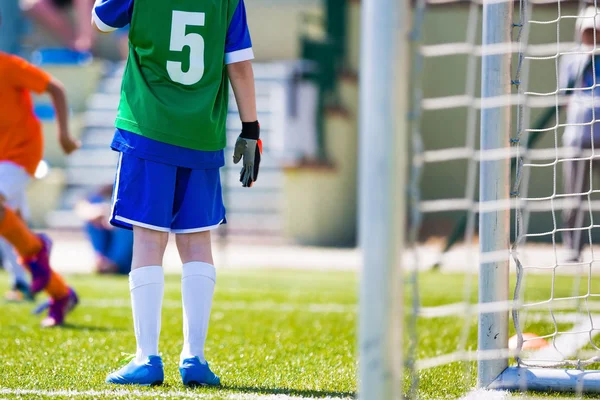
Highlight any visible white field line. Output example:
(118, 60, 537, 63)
(80, 299, 600, 318)
(0, 388, 352, 400)
(418, 300, 600, 319)
(81, 299, 355, 314)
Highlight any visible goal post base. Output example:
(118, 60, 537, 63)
(488, 367, 600, 393)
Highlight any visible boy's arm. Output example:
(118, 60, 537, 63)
(73, 0, 94, 50)
(225, 0, 255, 121)
(226, 0, 261, 187)
(5, 55, 79, 155)
(230, 61, 261, 187)
(92, 0, 132, 33)
(228, 61, 257, 122)
(46, 78, 80, 155)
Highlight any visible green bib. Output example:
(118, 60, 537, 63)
(116, 0, 239, 150)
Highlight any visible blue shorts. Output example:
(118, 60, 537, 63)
(110, 153, 226, 233)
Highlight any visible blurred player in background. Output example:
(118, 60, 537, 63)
(20, 0, 95, 52)
(1, 233, 31, 301)
(93, 0, 261, 386)
(0, 28, 81, 325)
(76, 184, 133, 275)
(561, 6, 600, 262)
(0, 0, 33, 304)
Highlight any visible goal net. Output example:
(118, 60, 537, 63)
(405, 0, 600, 396)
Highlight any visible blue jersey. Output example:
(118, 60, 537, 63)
(93, 0, 253, 168)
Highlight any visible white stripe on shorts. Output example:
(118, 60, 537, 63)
(171, 219, 224, 234)
(109, 153, 123, 223)
(113, 215, 171, 232)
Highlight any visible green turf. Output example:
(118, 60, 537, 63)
(1, 269, 599, 399)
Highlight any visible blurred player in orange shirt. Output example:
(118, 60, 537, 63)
(0, 35, 81, 326)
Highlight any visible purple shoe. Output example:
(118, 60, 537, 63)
(40, 288, 79, 327)
(23, 234, 52, 294)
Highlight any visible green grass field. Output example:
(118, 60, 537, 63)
(1, 268, 599, 399)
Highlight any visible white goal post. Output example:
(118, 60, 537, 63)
(358, 0, 600, 396)
(357, 0, 405, 397)
(480, 0, 600, 393)
(477, 0, 512, 390)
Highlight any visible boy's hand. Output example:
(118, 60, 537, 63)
(233, 121, 262, 188)
(47, 78, 79, 154)
(59, 133, 81, 155)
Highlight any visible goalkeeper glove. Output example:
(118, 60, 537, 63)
(233, 121, 263, 188)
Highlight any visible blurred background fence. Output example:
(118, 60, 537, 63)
(0, 0, 584, 249)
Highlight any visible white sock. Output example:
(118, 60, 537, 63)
(181, 262, 216, 363)
(129, 265, 164, 363)
(0, 239, 28, 285)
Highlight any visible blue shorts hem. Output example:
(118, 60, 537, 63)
(110, 215, 227, 233)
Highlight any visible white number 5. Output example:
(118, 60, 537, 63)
(167, 11, 205, 85)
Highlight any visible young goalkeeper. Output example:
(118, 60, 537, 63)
(0, 48, 80, 326)
(93, 0, 261, 386)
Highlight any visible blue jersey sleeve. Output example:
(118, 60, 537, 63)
(225, 0, 254, 64)
(92, 0, 133, 32)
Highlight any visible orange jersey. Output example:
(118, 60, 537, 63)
(0, 52, 50, 176)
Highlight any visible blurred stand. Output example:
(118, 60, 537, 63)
(0, 0, 26, 54)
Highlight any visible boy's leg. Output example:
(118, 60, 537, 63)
(0, 237, 28, 284)
(107, 153, 177, 386)
(0, 200, 77, 323)
(0, 203, 69, 296)
(106, 226, 166, 386)
(172, 167, 224, 386)
(130, 226, 167, 362)
(0, 197, 42, 257)
(0, 238, 31, 301)
(0, 178, 30, 294)
(177, 231, 214, 363)
(0, 165, 43, 279)
(562, 156, 589, 260)
(0, 162, 75, 323)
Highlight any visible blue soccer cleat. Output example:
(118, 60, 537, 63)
(106, 356, 164, 386)
(179, 357, 221, 387)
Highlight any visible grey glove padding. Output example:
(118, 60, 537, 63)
(233, 137, 262, 187)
